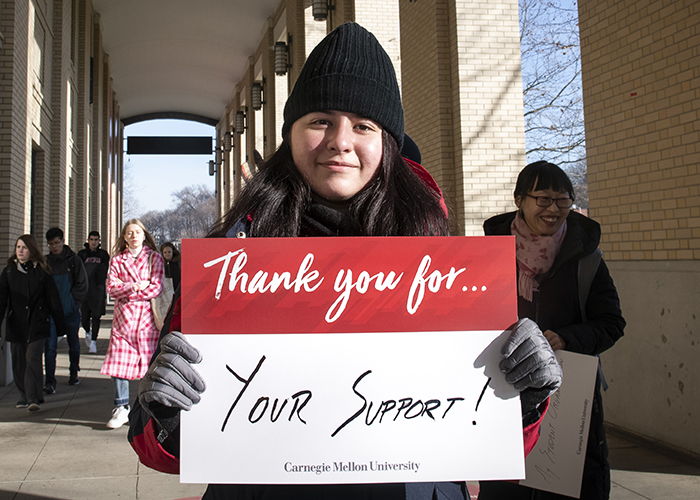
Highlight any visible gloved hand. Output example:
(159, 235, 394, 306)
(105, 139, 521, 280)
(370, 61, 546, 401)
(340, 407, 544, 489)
(500, 318, 562, 418)
(139, 331, 206, 412)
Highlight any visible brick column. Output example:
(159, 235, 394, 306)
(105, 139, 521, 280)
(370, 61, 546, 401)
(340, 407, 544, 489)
(400, 0, 525, 235)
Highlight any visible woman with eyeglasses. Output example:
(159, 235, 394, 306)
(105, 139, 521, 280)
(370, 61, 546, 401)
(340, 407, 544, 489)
(479, 161, 626, 500)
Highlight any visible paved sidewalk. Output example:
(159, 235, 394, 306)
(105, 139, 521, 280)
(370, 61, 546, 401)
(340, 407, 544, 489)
(1, 309, 698, 499)
(468, 432, 700, 499)
(0, 309, 206, 500)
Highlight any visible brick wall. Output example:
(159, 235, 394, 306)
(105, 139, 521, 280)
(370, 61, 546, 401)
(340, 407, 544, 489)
(0, 1, 28, 256)
(579, 0, 700, 260)
(399, 0, 457, 225)
(0, 0, 119, 257)
(355, 0, 401, 91)
(400, 0, 525, 235)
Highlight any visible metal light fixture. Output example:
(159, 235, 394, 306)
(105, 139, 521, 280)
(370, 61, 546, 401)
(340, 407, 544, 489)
(274, 41, 289, 75)
(236, 110, 246, 134)
(223, 130, 233, 152)
(312, 0, 328, 21)
(215, 147, 222, 166)
(251, 82, 263, 111)
(312, 0, 334, 22)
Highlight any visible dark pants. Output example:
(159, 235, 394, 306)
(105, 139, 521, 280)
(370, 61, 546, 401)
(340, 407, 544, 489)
(81, 301, 103, 341)
(11, 338, 45, 405)
(44, 310, 81, 385)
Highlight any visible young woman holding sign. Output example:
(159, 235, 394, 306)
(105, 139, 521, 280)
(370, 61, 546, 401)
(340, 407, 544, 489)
(129, 22, 563, 500)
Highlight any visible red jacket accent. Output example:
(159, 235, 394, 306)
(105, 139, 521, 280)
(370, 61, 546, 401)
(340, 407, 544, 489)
(523, 398, 549, 457)
(131, 418, 180, 474)
(404, 158, 449, 217)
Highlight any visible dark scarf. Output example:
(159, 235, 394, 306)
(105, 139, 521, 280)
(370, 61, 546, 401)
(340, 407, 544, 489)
(300, 203, 360, 237)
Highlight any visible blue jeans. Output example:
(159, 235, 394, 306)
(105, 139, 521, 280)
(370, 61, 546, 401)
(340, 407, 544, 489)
(45, 309, 81, 385)
(113, 377, 130, 406)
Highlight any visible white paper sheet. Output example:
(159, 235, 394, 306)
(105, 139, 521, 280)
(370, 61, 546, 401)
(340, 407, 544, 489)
(180, 330, 525, 484)
(520, 351, 599, 498)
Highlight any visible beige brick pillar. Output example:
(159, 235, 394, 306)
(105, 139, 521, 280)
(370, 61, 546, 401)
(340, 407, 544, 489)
(400, 0, 525, 235)
(0, 0, 31, 256)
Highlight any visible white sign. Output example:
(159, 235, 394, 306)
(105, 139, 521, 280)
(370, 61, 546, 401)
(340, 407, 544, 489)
(180, 330, 525, 484)
(520, 351, 599, 498)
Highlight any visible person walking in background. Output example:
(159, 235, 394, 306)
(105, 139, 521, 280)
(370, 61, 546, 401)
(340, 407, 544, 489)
(101, 219, 163, 429)
(44, 228, 88, 392)
(77, 231, 110, 354)
(159, 242, 180, 291)
(479, 161, 626, 500)
(0, 235, 66, 412)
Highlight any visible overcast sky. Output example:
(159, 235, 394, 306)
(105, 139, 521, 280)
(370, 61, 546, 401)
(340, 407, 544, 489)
(123, 119, 215, 216)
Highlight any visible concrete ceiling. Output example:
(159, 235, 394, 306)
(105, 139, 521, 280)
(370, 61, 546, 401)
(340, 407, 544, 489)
(91, 0, 280, 126)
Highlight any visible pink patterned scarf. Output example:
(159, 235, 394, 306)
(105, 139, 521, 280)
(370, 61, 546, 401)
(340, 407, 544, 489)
(511, 211, 567, 301)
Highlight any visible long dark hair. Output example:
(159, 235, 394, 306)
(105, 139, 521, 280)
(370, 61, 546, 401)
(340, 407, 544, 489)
(160, 242, 181, 262)
(8, 235, 51, 273)
(208, 130, 449, 238)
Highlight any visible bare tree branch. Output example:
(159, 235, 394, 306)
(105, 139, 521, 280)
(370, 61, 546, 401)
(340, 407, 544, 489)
(520, 0, 587, 207)
(138, 185, 216, 245)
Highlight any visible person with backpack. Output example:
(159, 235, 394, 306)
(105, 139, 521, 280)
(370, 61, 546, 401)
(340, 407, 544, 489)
(480, 161, 626, 500)
(77, 231, 111, 354)
(44, 227, 88, 391)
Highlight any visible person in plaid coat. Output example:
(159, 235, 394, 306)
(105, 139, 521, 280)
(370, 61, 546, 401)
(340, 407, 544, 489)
(101, 219, 164, 429)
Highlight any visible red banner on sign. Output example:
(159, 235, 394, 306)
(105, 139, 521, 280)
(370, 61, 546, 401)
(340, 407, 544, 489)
(181, 236, 516, 334)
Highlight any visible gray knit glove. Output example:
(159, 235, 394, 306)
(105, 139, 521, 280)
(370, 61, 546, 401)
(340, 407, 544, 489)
(139, 331, 206, 411)
(500, 318, 562, 417)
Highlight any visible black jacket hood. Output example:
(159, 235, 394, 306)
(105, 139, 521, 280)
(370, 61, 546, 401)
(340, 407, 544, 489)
(47, 244, 77, 262)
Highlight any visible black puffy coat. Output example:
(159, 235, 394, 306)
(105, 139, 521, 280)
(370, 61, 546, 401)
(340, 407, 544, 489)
(480, 210, 626, 500)
(483, 211, 625, 355)
(78, 244, 111, 313)
(0, 261, 67, 343)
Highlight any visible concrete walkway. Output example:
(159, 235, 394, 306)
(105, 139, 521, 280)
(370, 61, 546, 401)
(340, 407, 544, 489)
(0, 309, 698, 499)
(0, 308, 206, 500)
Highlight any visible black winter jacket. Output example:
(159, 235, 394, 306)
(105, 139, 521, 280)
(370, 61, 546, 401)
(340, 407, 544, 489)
(0, 261, 67, 343)
(483, 211, 625, 355)
(77, 244, 110, 312)
(46, 245, 89, 316)
(163, 259, 181, 291)
(480, 210, 625, 500)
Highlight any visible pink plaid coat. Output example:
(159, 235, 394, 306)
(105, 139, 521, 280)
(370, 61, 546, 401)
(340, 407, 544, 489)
(101, 247, 164, 380)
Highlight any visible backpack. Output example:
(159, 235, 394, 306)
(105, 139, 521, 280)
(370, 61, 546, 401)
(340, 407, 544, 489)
(577, 248, 608, 390)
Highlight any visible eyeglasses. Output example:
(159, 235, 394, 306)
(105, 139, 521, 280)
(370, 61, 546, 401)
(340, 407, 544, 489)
(526, 194, 573, 209)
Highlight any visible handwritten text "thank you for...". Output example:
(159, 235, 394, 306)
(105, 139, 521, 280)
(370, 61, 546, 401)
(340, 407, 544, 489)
(203, 248, 473, 323)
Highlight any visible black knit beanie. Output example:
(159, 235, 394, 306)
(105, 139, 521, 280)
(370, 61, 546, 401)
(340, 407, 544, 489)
(282, 22, 404, 150)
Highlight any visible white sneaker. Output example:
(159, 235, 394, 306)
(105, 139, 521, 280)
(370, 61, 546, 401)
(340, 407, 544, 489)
(85, 330, 92, 347)
(106, 405, 130, 429)
(89, 340, 97, 354)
